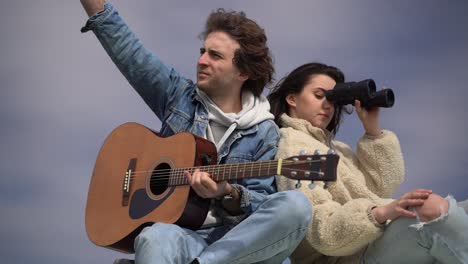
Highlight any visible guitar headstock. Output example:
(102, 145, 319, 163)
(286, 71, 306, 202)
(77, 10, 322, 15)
(279, 154, 339, 182)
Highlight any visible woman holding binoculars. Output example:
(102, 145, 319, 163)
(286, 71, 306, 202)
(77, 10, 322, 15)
(268, 62, 468, 263)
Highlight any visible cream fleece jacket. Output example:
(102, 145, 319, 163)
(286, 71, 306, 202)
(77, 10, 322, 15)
(275, 114, 405, 264)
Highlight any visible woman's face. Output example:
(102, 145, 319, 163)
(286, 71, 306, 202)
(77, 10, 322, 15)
(286, 74, 336, 130)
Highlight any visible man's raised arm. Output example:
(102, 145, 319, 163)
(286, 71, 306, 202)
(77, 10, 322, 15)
(80, 0, 105, 17)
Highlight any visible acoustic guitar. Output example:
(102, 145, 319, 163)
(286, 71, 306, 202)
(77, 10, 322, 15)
(85, 122, 339, 253)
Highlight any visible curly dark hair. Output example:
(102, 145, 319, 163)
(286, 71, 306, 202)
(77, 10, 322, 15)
(200, 9, 274, 97)
(268, 62, 350, 136)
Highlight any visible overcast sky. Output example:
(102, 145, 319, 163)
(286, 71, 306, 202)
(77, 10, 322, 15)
(1, 0, 467, 263)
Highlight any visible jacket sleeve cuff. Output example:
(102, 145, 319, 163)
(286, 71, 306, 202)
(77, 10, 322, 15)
(213, 184, 252, 226)
(80, 2, 114, 33)
(231, 184, 252, 212)
(362, 129, 388, 140)
(220, 183, 265, 214)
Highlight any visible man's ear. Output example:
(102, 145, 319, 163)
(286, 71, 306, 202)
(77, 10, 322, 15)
(286, 94, 297, 107)
(238, 72, 249, 82)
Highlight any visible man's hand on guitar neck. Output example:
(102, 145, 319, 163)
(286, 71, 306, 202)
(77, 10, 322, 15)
(185, 169, 242, 215)
(185, 169, 229, 198)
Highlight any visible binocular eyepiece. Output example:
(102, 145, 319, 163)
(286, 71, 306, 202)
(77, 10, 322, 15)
(325, 79, 394, 109)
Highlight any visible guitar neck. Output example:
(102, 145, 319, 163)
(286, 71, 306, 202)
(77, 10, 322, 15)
(168, 160, 280, 186)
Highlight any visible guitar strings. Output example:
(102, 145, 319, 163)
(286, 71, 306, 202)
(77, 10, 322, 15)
(141, 159, 326, 182)
(146, 167, 327, 187)
(124, 159, 330, 186)
(133, 159, 322, 180)
(128, 159, 325, 176)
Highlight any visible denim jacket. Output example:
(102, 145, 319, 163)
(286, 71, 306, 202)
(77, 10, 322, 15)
(81, 3, 280, 218)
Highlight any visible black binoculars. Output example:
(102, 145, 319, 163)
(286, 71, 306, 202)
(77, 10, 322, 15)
(325, 79, 394, 109)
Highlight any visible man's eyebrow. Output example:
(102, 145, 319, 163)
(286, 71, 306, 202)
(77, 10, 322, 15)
(207, 48, 224, 58)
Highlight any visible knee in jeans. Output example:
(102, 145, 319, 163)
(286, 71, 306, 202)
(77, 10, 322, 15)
(415, 193, 449, 222)
(135, 223, 183, 248)
(277, 191, 312, 226)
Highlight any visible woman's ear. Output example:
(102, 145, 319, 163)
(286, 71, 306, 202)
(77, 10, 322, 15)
(286, 94, 297, 108)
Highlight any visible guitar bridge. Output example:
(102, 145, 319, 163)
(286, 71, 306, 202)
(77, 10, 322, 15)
(122, 158, 137, 206)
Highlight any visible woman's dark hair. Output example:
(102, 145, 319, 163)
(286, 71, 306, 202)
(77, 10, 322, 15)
(268, 62, 349, 135)
(200, 9, 274, 97)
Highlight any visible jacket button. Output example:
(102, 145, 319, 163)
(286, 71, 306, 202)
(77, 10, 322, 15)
(200, 115, 206, 120)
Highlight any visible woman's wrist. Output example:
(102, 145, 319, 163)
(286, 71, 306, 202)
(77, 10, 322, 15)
(371, 206, 387, 225)
(365, 127, 382, 137)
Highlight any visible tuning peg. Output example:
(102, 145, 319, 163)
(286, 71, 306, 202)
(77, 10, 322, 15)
(308, 182, 316, 190)
(295, 180, 302, 189)
(299, 149, 307, 155)
(327, 148, 336, 154)
(323, 182, 329, 189)
(313, 149, 321, 155)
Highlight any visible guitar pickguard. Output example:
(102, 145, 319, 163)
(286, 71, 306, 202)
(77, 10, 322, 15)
(129, 187, 175, 219)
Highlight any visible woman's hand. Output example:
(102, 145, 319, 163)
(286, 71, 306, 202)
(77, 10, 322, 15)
(372, 189, 433, 223)
(414, 193, 449, 222)
(355, 100, 381, 136)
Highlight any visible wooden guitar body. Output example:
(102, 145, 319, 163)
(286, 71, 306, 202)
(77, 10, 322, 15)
(85, 122, 216, 253)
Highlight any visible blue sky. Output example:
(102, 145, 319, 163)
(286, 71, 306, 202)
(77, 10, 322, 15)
(1, 0, 467, 263)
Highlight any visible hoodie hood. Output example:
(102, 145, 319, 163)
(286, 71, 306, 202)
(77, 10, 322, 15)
(196, 88, 274, 151)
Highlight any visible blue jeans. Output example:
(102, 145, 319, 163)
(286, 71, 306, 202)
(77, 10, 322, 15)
(134, 191, 311, 264)
(362, 197, 468, 264)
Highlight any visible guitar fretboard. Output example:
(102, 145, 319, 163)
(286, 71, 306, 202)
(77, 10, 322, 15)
(167, 160, 280, 186)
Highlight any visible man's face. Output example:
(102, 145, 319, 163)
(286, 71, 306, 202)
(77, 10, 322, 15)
(196, 31, 246, 96)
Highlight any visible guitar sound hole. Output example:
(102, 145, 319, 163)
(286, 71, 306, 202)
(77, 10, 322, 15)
(150, 163, 171, 195)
